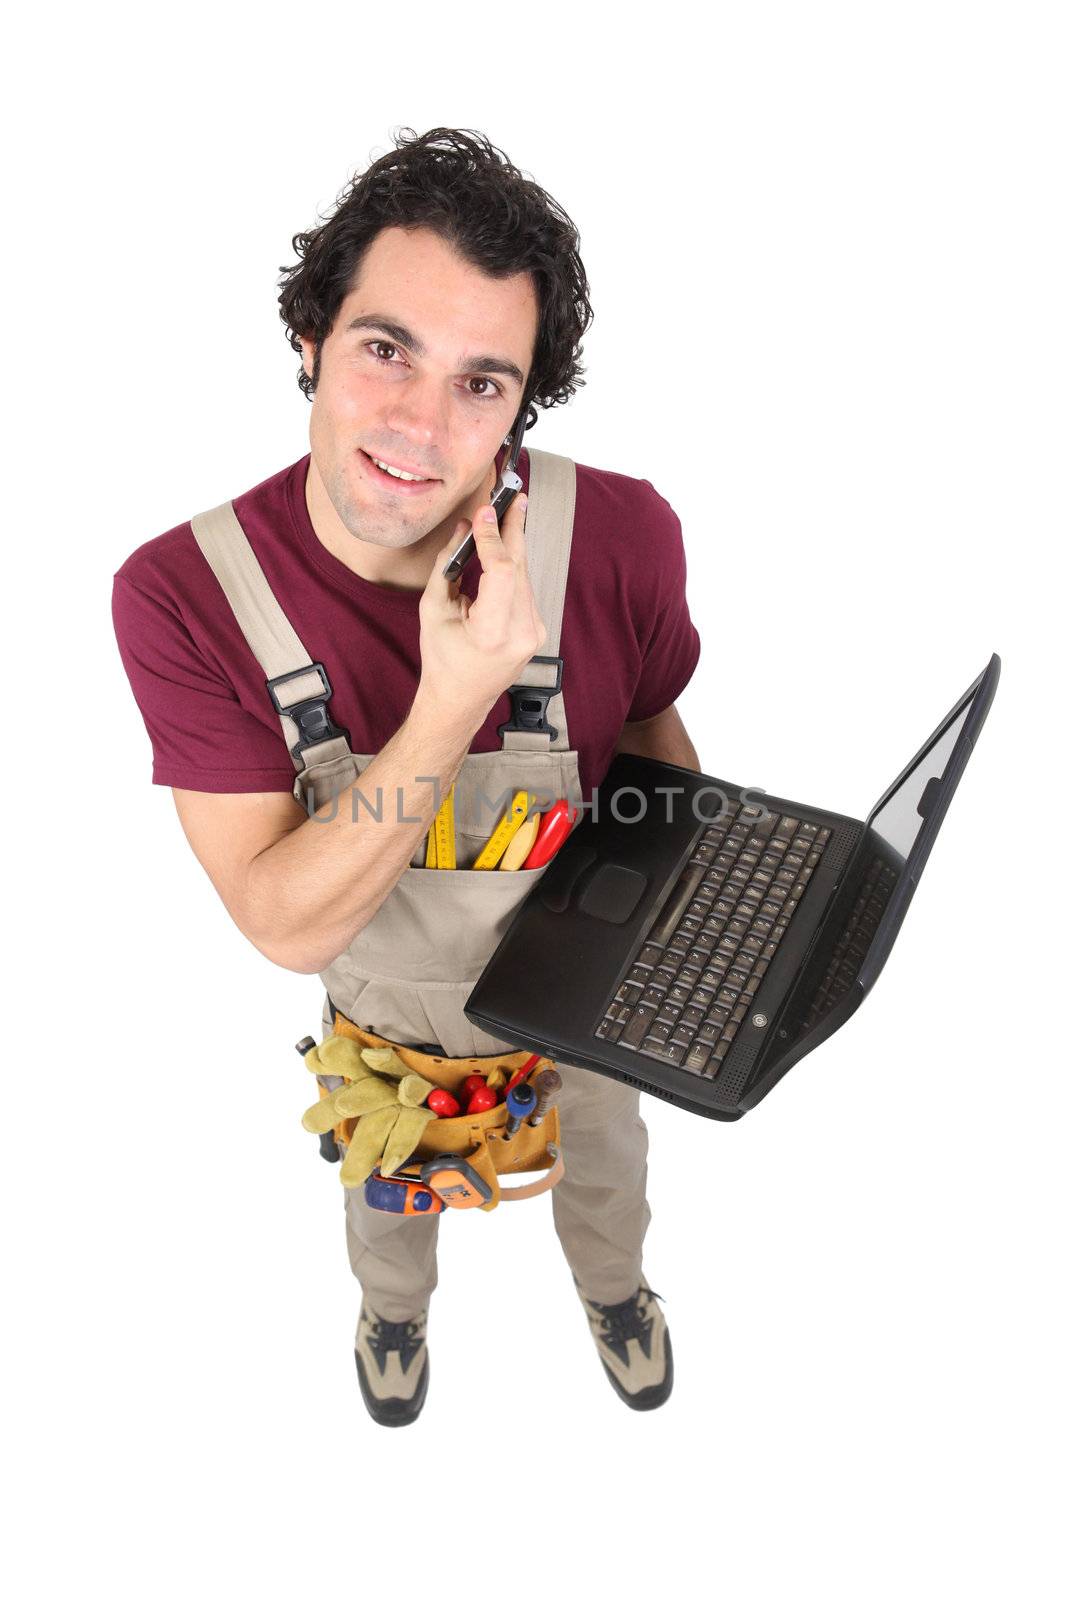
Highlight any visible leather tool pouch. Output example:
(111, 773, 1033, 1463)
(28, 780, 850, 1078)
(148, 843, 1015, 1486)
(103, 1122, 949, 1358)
(315, 1009, 564, 1214)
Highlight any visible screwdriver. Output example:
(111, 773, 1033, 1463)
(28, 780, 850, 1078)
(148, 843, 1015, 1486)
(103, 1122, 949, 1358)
(503, 1079, 537, 1139)
(527, 1068, 562, 1128)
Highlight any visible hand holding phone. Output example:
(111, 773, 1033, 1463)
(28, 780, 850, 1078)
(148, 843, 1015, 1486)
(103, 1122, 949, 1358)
(418, 427, 545, 730)
(442, 403, 532, 582)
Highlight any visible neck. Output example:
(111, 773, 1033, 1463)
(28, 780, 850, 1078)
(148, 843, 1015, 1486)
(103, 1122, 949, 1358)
(305, 451, 503, 593)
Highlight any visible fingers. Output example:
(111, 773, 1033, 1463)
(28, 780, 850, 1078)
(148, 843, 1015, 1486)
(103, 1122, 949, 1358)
(495, 491, 531, 566)
(465, 493, 542, 650)
(422, 519, 472, 614)
(423, 491, 529, 619)
(467, 501, 509, 565)
(471, 491, 530, 562)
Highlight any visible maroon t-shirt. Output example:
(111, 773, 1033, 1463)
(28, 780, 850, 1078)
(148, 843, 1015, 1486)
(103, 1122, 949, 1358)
(112, 449, 701, 804)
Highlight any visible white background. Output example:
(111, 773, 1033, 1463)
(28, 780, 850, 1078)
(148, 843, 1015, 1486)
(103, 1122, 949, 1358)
(4, 3, 1063, 1596)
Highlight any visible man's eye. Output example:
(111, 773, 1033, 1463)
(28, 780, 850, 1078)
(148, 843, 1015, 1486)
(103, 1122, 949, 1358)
(369, 340, 402, 364)
(466, 376, 502, 399)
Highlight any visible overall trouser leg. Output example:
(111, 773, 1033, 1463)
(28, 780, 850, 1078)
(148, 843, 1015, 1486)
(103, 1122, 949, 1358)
(342, 1061, 648, 1317)
(343, 1188, 441, 1324)
(549, 1063, 652, 1304)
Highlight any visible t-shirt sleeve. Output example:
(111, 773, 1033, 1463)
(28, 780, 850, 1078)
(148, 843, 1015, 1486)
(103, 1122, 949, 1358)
(111, 572, 296, 793)
(623, 481, 702, 723)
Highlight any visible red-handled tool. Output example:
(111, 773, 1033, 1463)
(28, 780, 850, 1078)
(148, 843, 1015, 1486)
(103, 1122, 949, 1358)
(427, 1088, 461, 1118)
(466, 1085, 498, 1114)
(522, 799, 580, 869)
(507, 1053, 541, 1090)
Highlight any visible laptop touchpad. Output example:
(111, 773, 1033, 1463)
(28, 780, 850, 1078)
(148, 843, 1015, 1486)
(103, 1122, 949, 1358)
(577, 862, 648, 924)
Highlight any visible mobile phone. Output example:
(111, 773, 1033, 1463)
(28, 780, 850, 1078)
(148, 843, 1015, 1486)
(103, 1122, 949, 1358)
(442, 403, 532, 583)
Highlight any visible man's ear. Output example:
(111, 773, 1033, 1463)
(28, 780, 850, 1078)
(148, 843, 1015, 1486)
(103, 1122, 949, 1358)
(300, 336, 317, 385)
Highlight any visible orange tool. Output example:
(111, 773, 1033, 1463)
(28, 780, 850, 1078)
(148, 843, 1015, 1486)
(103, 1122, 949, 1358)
(364, 1170, 444, 1215)
(420, 1156, 494, 1209)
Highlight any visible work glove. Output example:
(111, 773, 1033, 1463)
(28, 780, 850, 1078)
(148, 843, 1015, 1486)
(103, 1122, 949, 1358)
(300, 1037, 436, 1188)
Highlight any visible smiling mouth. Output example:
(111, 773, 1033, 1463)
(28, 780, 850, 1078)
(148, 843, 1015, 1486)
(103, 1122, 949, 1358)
(359, 449, 441, 487)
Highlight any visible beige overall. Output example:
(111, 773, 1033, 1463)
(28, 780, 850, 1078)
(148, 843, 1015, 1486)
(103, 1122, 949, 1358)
(191, 449, 651, 1321)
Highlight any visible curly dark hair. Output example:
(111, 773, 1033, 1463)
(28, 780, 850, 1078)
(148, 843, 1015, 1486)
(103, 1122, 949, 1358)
(277, 127, 593, 421)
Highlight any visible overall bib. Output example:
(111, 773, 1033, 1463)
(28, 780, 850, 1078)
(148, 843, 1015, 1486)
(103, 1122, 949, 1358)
(191, 449, 652, 1321)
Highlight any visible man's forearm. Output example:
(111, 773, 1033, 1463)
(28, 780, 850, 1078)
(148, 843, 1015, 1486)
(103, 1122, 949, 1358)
(244, 686, 492, 972)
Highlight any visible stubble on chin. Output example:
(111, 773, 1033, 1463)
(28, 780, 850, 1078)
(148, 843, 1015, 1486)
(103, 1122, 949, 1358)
(323, 461, 433, 549)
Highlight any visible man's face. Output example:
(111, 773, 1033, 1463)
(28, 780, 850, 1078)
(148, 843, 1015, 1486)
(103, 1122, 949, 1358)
(301, 225, 539, 548)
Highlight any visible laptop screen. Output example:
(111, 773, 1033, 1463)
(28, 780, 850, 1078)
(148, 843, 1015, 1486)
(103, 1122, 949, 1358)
(854, 658, 998, 996)
(867, 698, 974, 865)
(792, 659, 997, 1040)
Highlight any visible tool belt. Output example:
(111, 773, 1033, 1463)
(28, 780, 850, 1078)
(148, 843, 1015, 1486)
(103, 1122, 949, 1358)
(300, 1009, 564, 1215)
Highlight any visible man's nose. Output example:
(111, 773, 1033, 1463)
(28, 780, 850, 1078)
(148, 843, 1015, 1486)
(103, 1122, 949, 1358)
(384, 375, 448, 454)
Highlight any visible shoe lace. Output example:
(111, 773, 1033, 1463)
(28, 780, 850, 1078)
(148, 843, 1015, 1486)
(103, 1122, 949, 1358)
(370, 1317, 424, 1359)
(595, 1285, 664, 1343)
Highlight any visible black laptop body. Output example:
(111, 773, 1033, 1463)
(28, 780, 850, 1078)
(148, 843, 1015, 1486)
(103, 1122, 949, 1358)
(465, 655, 1000, 1122)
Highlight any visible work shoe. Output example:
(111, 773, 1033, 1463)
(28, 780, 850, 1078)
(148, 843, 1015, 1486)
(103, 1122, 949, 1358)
(354, 1301, 429, 1427)
(574, 1273, 673, 1411)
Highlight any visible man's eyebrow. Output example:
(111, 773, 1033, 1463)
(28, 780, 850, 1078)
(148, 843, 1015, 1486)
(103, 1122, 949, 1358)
(345, 314, 525, 389)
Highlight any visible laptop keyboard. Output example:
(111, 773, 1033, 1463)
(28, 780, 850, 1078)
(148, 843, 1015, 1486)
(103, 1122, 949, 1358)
(802, 856, 899, 1027)
(594, 801, 831, 1077)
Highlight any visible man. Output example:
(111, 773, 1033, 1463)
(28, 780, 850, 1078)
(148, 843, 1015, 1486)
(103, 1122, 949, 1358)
(113, 127, 703, 1425)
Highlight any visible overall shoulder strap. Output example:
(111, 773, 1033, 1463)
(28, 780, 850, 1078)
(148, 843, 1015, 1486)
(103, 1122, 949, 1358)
(189, 501, 354, 782)
(501, 447, 577, 753)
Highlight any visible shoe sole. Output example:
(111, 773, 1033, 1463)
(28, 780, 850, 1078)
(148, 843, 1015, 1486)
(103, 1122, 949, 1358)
(354, 1349, 429, 1427)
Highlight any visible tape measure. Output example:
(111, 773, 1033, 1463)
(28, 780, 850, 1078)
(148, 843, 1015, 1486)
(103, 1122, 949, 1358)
(473, 789, 532, 869)
(429, 783, 456, 869)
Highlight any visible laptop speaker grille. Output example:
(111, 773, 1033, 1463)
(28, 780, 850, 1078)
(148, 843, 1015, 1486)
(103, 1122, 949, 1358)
(607, 1068, 682, 1106)
(824, 820, 862, 875)
(717, 1037, 762, 1098)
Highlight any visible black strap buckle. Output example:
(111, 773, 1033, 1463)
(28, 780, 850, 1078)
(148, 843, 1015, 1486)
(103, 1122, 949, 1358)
(266, 662, 348, 760)
(497, 655, 564, 741)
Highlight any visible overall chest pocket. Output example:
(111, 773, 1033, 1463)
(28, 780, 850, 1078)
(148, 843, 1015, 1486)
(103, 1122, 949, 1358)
(443, 746, 583, 869)
(295, 746, 582, 865)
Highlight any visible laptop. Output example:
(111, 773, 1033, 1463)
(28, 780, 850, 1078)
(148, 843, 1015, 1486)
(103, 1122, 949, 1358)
(465, 655, 1000, 1121)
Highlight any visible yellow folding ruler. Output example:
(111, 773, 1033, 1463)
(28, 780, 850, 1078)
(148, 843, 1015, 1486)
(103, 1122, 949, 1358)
(473, 789, 532, 869)
(426, 783, 456, 869)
